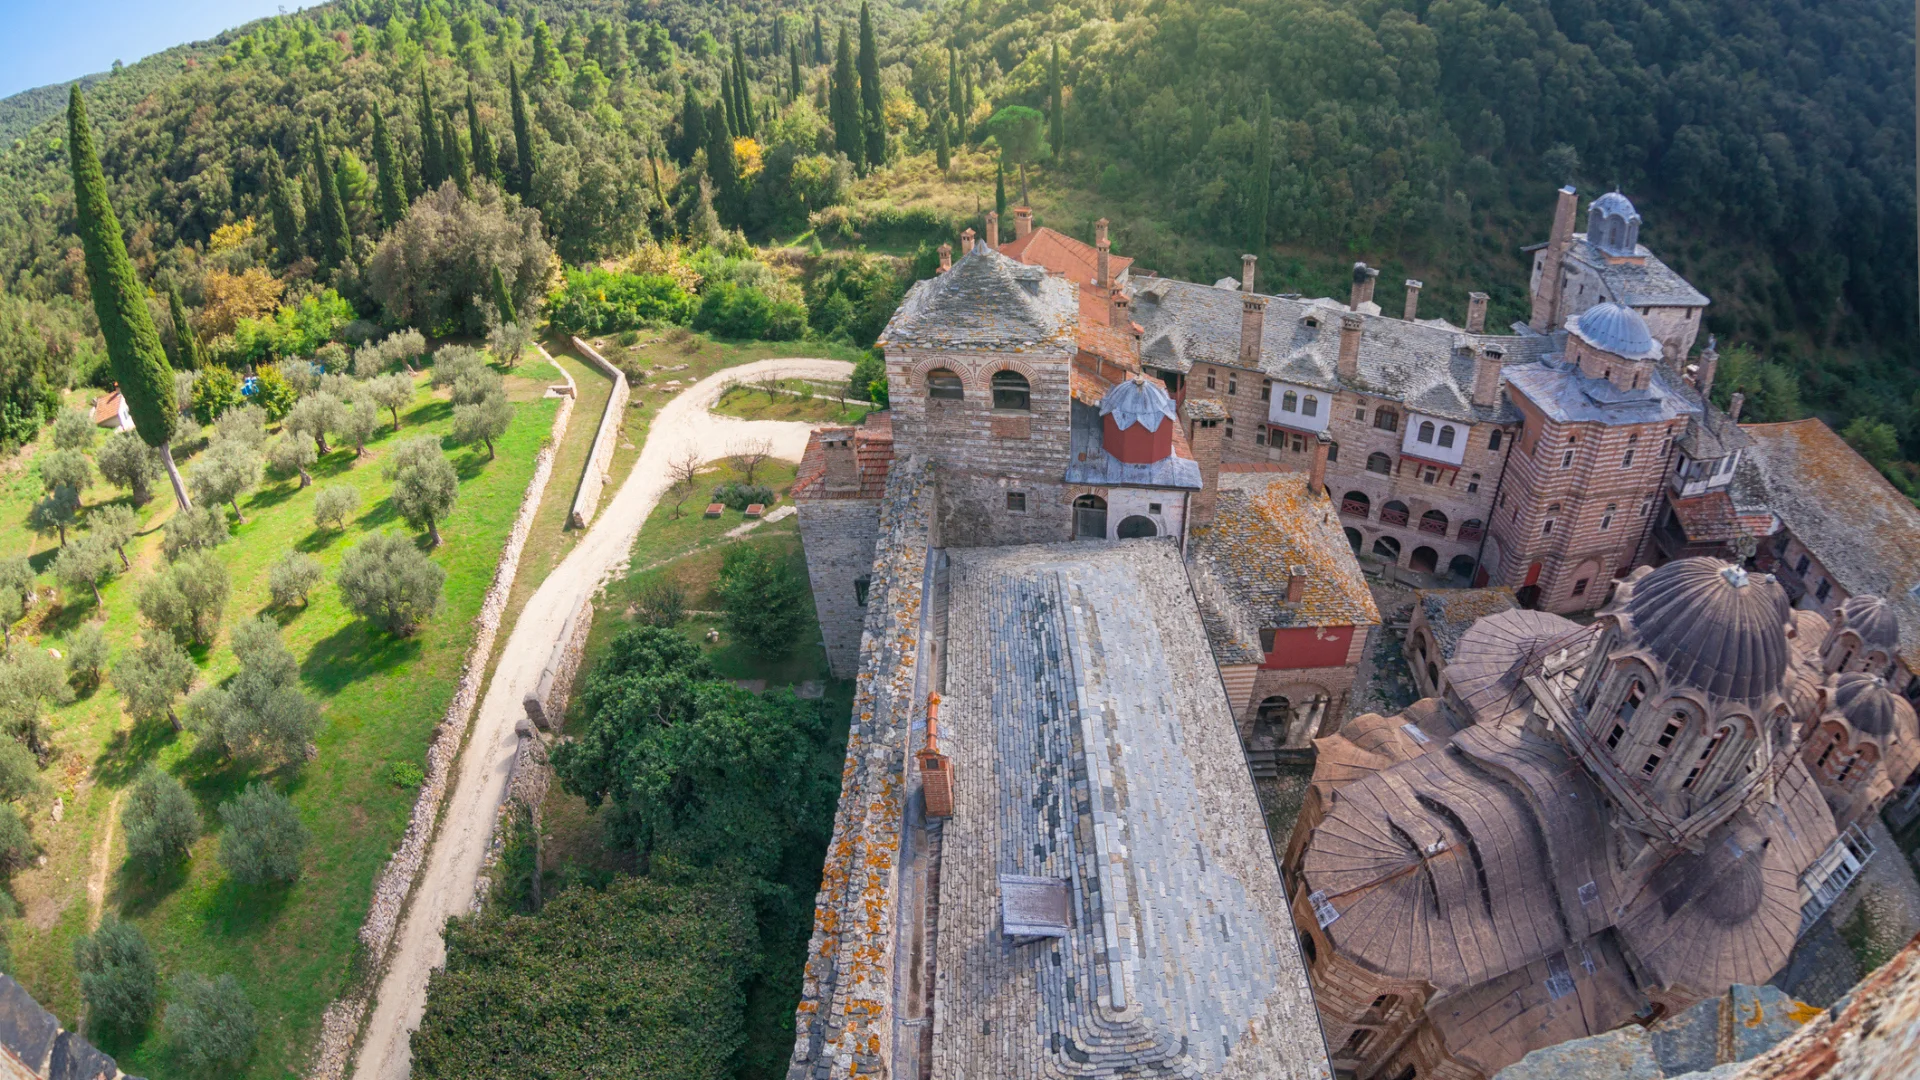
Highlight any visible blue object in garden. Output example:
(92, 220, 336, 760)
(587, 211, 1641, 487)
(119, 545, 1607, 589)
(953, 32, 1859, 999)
(241, 376, 259, 396)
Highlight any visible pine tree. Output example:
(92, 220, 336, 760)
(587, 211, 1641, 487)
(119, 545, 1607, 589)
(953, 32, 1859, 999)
(509, 62, 536, 198)
(995, 156, 1008, 220)
(705, 99, 739, 224)
(490, 265, 516, 325)
(857, 2, 886, 169)
(466, 87, 497, 183)
(371, 112, 406, 228)
(679, 85, 705, 165)
(167, 286, 202, 371)
(813, 13, 826, 63)
(443, 115, 471, 196)
(831, 26, 862, 168)
(1249, 91, 1272, 254)
(419, 76, 446, 191)
(309, 124, 352, 270)
(1049, 40, 1065, 159)
(66, 87, 188, 511)
(530, 21, 561, 85)
(936, 111, 951, 173)
(263, 148, 302, 260)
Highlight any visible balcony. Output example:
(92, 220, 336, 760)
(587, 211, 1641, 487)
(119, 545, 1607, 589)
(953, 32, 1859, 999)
(1380, 507, 1409, 527)
(1458, 525, 1484, 543)
(1418, 517, 1448, 536)
(1340, 499, 1370, 518)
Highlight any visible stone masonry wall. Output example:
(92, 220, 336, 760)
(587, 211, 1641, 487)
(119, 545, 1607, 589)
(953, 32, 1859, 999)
(788, 457, 935, 1080)
(797, 498, 883, 679)
(567, 336, 631, 529)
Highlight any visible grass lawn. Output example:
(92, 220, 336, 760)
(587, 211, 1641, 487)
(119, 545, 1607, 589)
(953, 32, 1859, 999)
(0, 357, 560, 1079)
(710, 381, 871, 426)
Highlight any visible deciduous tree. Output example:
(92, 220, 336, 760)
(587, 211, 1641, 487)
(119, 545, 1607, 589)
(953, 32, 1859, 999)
(164, 972, 258, 1074)
(123, 766, 198, 870)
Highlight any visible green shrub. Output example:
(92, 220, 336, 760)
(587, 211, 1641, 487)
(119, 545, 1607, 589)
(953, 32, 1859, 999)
(711, 481, 773, 512)
(164, 972, 258, 1074)
(0, 804, 32, 869)
(690, 282, 807, 341)
(74, 916, 157, 1037)
(383, 761, 424, 788)
(546, 269, 695, 336)
(715, 544, 808, 657)
(190, 366, 244, 425)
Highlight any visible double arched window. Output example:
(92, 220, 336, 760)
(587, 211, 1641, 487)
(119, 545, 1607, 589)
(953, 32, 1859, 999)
(991, 370, 1031, 411)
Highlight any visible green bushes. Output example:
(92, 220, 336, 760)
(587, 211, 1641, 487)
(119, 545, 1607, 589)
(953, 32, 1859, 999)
(220, 290, 355, 366)
(546, 268, 695, 336)
(805, 251, 904, 348)
(715, 544, 809, 657)
(690, 281, 807, 341)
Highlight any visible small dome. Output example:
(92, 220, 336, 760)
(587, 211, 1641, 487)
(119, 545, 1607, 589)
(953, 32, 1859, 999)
(1571, 302, 1662, 361)
(1099, 376, 1178, 433)
(1626, 559, 1791, 702)
(1831, 672, 1902, 739)
(1589, 191, 1640, 223)
(1838, 595, 1901, 649)
(1649, 817, 1767, 923)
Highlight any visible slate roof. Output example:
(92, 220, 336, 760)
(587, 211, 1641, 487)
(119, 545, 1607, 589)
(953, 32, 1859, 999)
(1415, 587, 1520, 661)
(1502, 350, 1702, 426)
(1064, 399, 1202, 489)
(1563, 235, 1711, 308)
(1186, 468, 1380, 664)
(792, 412, 895, 501)
(1669, 490, 1739, 543)
(1733, 419, 1920, 669)
(998, 225, 1132, 287)
(0, 973, 139, 1079)
(879, 246, 1077, 351)
(1677, 401, 1753, 460)
(1130, 278, 1547, 423)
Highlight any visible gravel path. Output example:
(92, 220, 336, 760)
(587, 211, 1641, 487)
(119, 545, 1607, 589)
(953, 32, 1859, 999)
(349, 356, 852, 1080)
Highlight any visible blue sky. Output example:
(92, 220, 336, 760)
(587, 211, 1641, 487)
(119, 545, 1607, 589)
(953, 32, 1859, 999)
(0, 0, 297, 99)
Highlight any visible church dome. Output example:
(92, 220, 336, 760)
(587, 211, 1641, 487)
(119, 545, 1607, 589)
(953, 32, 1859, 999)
(1837, 595, 1900, 649)
(1626, 560, 1791, 702)
(1099, 375, 1178, 432)
(1589, 191, 1640, 223)
(1587, 192, 1643, 257)
(1571, 302, 1662, 361)
(1831, 672, 1903, 739)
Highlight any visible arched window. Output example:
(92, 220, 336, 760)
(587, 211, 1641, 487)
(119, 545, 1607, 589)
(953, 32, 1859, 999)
(1420, 509, 1449, 535)
(926, 368, 964, 400)
(1562, 448, 1575, 468)
(1340, 491, 1371, 517)
(1438, 425, 1456, 448)
(1372, 536, 1402, 562)
(1382, 501, 1410, 525)
(1418, 421, 1436, 443)
(1489, 430, 1503, 451)
(1684, 726, 1732, 790)
(1374, 409, 1398, 432)
(1303, 395, 1319, 417)
(1072, 494, 1107, 539)
(1326, 439, 1339, 462)
(1601, 503, 1616, 530)
(1116, 515, 1156, 539)
(1608, 680, 1644, 749)
(1282, 390, 1298, 412)
(1366, 452, 1393, 475)
(991, 370, 1031, 411)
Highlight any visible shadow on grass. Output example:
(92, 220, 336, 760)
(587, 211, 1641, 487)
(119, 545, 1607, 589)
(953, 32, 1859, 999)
(93, 718, 179, 788)
(312, 451, 357, 480)
(409, 400, 453, 427)
(245, 483, 299, 514)
(27, 548, 56, 575)
(295, 527, 348, 554)
(360, 498, 401, 531)
(199, 876, 295, 939)
(301, 619, 421, 694)
(41, 595, 96, 639)
(114, 858, 190, 920)
(453, 454, 487, 484)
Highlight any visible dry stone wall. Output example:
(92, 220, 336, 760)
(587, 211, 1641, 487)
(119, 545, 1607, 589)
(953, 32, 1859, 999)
(568, 336, 631, 528)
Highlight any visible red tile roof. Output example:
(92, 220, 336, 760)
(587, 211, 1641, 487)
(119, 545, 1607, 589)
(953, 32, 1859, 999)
(998, 226, 1131, 287)
(1669, 490, 1737, 542)
(793, 412, 895, 501)
(91, 390, 124, 427)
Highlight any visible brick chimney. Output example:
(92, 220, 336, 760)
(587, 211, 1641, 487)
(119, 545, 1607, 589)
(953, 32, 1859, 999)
(1239, 294, 1267, 367)
(1309, 432, 1331, 498)
(1697, 334, 1719, 399)
(1529, 185, 1578, 332)
(1349, 262, 1378, 311)
(960, 228, 975, 255)
(1110, 289, 1131, 334)
(1014, 205, 1033, 240)
(1242, 253, 1258, 294)
(984, 211, 999, 249)
(1338, 313, 1364, 381)
(821, 429, 861, 493)
(1286, 564, 1308, 604)
(1096, 218, 1112, 289)
(1466, 291, 1489, 334)
(1728, 392, 1745, 423)
(938, 243, 952, 273)
(918, 692, 953, 819)
(1185, 402, 1225, 527)
(1404, 279, 1423, 321)
(1471, 345, 1504, 408)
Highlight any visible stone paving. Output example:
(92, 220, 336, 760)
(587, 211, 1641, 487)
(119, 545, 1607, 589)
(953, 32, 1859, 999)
(932, 540, 1330, 1078)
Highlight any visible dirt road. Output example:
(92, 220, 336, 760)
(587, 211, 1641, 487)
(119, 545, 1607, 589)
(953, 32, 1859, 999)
(350, 356, 854, 1080)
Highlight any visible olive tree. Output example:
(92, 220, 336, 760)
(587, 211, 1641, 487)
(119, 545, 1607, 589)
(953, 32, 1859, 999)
(74, 915, 157, 1037)
(164, 972, 258, 1074)
(65, 624, 109, 690)
(217, 784, 308, 885)
(384, 436, 458, 545)
(333, 391, 383, 458)
(51, 408, 96, 451)
(54, 532, 117, 607)
(185, 618, 319, 765)
(368, 372, 415, 431)
(453, 391, 512, 459)
(0, 557, 33, 647)
(161, 504, 229, 560)
(96, 431, 159, 505)
(338, 532, 444, 635)
(313, 485, 361, 531)
(188, 439, 262, 522)
(266, 431, 318, 487)
(91, 503, 137, 569)
(137, 550, 229, 646)
(269, 551, 324, 608)
(286, 391, 344, 454)
(113, 636, 197, 730)
(366, 182, 554, 336)
(122, 765, 198, 871)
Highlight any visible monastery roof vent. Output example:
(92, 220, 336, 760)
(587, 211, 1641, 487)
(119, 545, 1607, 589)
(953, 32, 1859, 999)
(1099, 376, 1178, 464)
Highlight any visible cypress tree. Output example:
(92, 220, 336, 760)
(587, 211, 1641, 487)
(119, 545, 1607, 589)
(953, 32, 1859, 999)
(813, 13, 826, 63)
(510, 62, 536, 198)
(419, 76, 446, 191)
(490, 265, 516, 325)
(648, 154, 670, 237)
(720, 70, 739, 137)
(443, 115, 471, 197)
(936, 111, 950, 173)
(789, 44, 802, 104)
(334, 154, 359, 245)
(733, 40, 756, 136)
(705, 99, 739, 224)
(1249, 91, 1272, 253)
(402, 155, 422, 202)
(964, 66, 974, 122)
(65, 87, 187, 510)
(466, 87, 497, 183)
(995, 156, 1007, 219)
(680, 85, 705, 165)
(372, 112, 406, 228)
(1049, 40, 1064, 158)
(831, 26, 862, 168)
(309, 124, 352, 270)
(857, 2, 885, 169)
(948, 48, 963, 127)
(300, 169, 321, 251)
(263, 147, 302, 259)
(167, 285, 202, 370)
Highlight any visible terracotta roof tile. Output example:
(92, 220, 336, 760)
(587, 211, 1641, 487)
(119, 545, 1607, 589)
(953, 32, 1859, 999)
(1669, 490, 1738, 543)
(998, 226, 1131, 287)
(793, 412, 895, 501)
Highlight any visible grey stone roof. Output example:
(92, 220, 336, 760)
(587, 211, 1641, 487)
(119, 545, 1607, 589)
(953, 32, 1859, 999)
(1064, 400, 1202, 489)
(1677, 401, 1753, 460)
(0, 974, 139, 1079)
(1563, 235, 1710, 308)
(1416, 587, 1520, 661)
(1130, 278, 1546, 424)
(1502, 350, 1703, 426)
(878, 246, 1077, 350)
(1569, 302, 1662, 360)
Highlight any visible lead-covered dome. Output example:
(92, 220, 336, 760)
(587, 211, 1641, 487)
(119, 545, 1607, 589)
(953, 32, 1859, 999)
(1837, 595, 1900, 649)
(1626, 560, 1791, 702)
(1587, 191, 1643, 257)
(1098, 375, 1178, 432)
(1571, 302, 1662, 361)
(1831, 672, 1903, 739)
(1589, 191, 1640, 222)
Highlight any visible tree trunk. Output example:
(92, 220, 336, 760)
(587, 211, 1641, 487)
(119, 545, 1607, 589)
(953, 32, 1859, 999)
(91, 583, 102, 607)
(427, 517, 441, 547)
(317, 434, 332, 454)
(298, 467, 311, 488)
(485, 436, 496, 459)
(57, 525, 67, 547)
(391, 409, 401, 432)
(114, 545, 129, 570)
(159, 443, 193, 512)
(166, 706, 181, 733)
(231, 497, 245, 524)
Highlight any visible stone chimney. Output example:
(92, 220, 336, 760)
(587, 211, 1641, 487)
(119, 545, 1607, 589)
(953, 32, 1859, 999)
(1242, 253, 1258, 294)
(1096, 218, 1112, 289)
(1471, 345, 1504, 408)
(1014, 205, 1033, 240)
(1697, 334, 1719, 399)
(821, 429, 861, 493)
(1185, 402, 1225, 527)
(938, 243, 952, 273)
(1404, 279, 1423, 321)
(1239, 293, 1268, 367)
(1529, 185, 1579, 332)
(1338, 313, 1364, 381)
(1728, 392, 1745, 423)
(984, 211, 999, 249)
(1286, 565, 1308, 604)
(1466, 291, 1489, 334)
(1349, 262, 1378, 311)
(1309, 432, 1331, 498)
(960, 228, 975, 255)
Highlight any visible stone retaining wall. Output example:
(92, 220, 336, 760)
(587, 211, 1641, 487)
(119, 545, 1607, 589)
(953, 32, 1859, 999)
(567, 336, 631, 529)
(305, 349, 576, 1080)
(522, 595, 595, 730)
(787, 456, 935, 1079)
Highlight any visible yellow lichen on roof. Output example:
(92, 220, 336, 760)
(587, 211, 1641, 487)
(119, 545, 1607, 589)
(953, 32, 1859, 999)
(1193, 471, 1380, 633)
